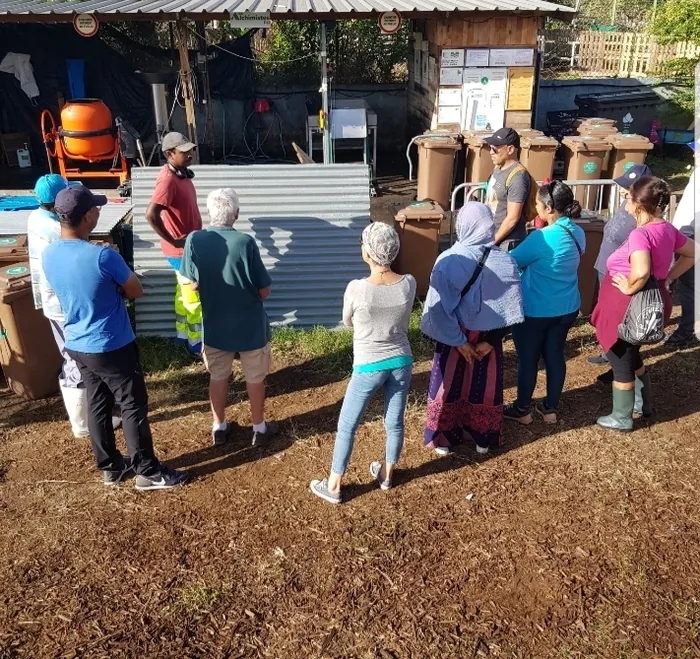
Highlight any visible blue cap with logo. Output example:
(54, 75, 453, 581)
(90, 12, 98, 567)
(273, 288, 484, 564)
(34, 174, 69, 205)
(613, 164, 652, 190)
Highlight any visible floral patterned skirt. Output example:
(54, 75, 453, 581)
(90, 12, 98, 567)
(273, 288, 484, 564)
(424, 330, 504, 451)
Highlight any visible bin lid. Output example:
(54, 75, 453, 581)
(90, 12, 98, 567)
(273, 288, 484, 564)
(462, 131, 493, 146)
(0, 262, 31, 299)
(0, 234, 28, 256)
(574, 117, 617, 128)
(607, 133, 653, 149)
(561, 135, 611, 152)
(516, 128, 544, 137)
(425, 126, 462, 139)
(416, 135, 461, 150)
(575, 89, 661, 109)
(520, 135, 559, 148)
(396, 200, 446, 221)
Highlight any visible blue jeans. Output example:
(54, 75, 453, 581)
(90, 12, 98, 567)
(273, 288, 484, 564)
(512, 312, 578, 410)
(331, 366, 412, 475)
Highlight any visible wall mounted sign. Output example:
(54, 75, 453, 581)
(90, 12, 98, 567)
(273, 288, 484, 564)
(73, 13, 99, 38)
(378, 11, 402, 35)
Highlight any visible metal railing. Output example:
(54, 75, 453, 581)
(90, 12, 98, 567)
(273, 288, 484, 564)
(450, 179, 623, 215)
(405, 132, 459, 182)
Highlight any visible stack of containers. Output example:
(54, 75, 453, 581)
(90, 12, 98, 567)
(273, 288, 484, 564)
(415, 133, 462, 210)
(560, 135, 612, 209)
(519, 134, 560, 182)
(462, 130, 495, 185)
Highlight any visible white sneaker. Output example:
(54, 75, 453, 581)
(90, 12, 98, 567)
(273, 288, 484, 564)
(476, 445, 489, 455)
(434, 446, 453, 457)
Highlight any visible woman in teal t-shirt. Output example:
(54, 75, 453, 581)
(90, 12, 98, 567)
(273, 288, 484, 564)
(505, 180, 586, 425)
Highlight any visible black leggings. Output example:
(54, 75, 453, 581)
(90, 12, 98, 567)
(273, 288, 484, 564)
(606, 340, 643, 384)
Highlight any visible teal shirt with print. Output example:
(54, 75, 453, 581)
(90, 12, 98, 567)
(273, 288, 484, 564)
(180, 227, 272, 352)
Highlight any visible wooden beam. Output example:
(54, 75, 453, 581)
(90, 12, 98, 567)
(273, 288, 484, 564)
(176, 19, 199, 163)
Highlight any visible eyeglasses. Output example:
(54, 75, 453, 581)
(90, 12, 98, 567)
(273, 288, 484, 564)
(489, 146, 500, 154)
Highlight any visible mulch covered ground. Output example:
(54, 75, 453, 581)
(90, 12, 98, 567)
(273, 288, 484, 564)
(1, 320, 699, 659)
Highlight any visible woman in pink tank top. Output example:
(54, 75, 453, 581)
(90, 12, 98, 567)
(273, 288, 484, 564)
(591, 176, 696, 432)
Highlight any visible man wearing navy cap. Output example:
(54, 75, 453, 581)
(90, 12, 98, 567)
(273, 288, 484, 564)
(27, 174, 121, 439)
(42, 185, 188, 491)
(588, 164, 653, 376)
(483, 127, 531, 250)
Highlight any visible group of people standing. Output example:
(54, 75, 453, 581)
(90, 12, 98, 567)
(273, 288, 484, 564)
(24, 130, 696, 501)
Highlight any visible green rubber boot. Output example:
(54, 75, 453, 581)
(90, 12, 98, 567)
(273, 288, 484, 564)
(597, 386, 635, 432)
(633, 372, 653, 418)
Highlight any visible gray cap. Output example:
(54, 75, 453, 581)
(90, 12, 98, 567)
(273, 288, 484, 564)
(162, 132, 196, 153)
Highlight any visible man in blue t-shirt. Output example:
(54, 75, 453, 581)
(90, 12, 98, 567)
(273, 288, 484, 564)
(42, 185, 188, 491)
(180, 188, 278, 448)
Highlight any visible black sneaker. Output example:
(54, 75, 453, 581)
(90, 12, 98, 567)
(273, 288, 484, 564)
(503, 403, 533, 425)
(134, 466, 189, 491)
(212, 422, 231, 447)
(103, 456, 133, 486)
(597, 369, 614, 384)
(664, 331, 695, 349)
(251, 421, 279, 447)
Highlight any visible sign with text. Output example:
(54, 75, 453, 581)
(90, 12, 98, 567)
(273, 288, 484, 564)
(378, 11, 402, 34)
(73, 13, 99, 38)
(229, 12, 271, 27)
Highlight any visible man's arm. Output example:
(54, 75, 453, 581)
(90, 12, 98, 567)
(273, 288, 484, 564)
(121, 272, 144, 299)
(494, 201, 525, 245)
(145, 202, 185, 249)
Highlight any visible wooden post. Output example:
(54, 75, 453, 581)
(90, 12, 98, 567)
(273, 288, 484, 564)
(176, 19, 199, 163)
(195, 20, 215, 161)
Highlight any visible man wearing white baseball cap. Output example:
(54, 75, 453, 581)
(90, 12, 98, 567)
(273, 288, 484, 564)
(145, 132, 203, 354)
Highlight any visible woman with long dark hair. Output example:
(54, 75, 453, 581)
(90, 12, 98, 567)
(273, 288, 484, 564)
(592, 176, 696, 431)
(505, 180, 585, 425)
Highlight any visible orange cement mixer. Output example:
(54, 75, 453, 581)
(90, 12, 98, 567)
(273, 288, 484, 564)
(41, 98, 128, 184)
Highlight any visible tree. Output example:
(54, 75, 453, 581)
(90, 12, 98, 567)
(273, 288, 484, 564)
(650, 0, 700, 112)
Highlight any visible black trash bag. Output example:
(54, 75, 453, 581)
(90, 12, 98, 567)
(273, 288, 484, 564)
(617, 276, 665, 345)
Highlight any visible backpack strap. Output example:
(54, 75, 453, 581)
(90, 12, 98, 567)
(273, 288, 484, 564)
(505, 164, 526, 188)
(559, 223, 582, 257)
(461, 247, 492, 298)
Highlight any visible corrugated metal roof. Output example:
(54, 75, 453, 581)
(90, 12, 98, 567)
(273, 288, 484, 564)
(131, 163, 370, 335)
(0, 203, 131, 236)
(0, 0, 575, 18)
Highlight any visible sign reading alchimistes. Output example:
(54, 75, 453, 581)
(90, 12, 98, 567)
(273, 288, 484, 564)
(228, 12, 271, 27)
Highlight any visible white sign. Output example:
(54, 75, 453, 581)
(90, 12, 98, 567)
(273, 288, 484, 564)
(439, 67, 463, 85)
(461, 68, 507, 132)
(330, 108, 367, 139)
(229, 12, 271, 27)
(438, 105, 462, 125)
(378, 11, 402, 35)
(413, 49, 422, 86)
(465, 49, 490, 67)
(441, 49, 465, 68)
(489, 48, 535, 67)
(73, 13, 99, 38)
(439, 87, 463, 107)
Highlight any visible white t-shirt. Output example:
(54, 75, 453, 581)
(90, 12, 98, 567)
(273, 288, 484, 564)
(27, 207, 64, 320)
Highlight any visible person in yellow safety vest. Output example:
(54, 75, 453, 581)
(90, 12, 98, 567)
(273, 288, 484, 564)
(145, 132, 203, 354)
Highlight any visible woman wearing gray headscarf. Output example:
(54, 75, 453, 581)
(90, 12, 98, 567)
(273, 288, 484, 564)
(310, 222, 417, 504)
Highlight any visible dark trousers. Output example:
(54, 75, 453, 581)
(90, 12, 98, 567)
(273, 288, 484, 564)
(512, 312, 578, 410)
(67, 341, 158, 476)
(677, 266, 695, 336)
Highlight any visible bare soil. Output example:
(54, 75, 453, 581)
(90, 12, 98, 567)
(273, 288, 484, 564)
(1, 321, 700, 659)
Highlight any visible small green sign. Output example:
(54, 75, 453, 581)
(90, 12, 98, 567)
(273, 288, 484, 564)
(6, 266, 28, 276)
(480, 77, 489, 85)
(0, 238, 17, 246)
(623, 161, 636, 172)
(583, 161, 597, 175)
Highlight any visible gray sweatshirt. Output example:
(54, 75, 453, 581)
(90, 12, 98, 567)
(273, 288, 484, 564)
(342, 275, 417, 367)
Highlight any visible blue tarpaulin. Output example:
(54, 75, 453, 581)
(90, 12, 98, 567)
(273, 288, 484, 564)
(0, 196, 38, 211)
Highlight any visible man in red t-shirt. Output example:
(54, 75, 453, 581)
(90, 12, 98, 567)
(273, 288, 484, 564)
(146, 132, 203, 353)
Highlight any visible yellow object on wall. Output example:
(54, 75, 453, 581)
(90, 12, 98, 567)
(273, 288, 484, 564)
(507, 67, 535, 111)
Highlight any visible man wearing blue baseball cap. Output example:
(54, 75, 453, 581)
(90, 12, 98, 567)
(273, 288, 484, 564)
(589, 164, 653, 382)
(42, 185, 188, 491)
(27, 174, 121, 438)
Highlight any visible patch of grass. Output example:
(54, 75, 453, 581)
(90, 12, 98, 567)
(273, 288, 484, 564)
(137, 305, 433, 378)
(646, 153, 693, 190)
(180, 586, 220, 614)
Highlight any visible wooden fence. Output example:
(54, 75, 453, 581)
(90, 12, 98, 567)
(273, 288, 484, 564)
(543, 30, 700, 77)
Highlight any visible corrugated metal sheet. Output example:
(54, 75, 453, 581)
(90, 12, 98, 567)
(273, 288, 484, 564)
(0, 203, 131, 236)
(132, 163, 370, 336)
(0, 0, 575, 18)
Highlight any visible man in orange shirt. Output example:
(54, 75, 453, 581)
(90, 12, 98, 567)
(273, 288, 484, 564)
(145, 132, 203, 353)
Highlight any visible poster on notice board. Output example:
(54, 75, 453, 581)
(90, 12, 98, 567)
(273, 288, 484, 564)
(461, 68, 507, 132)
